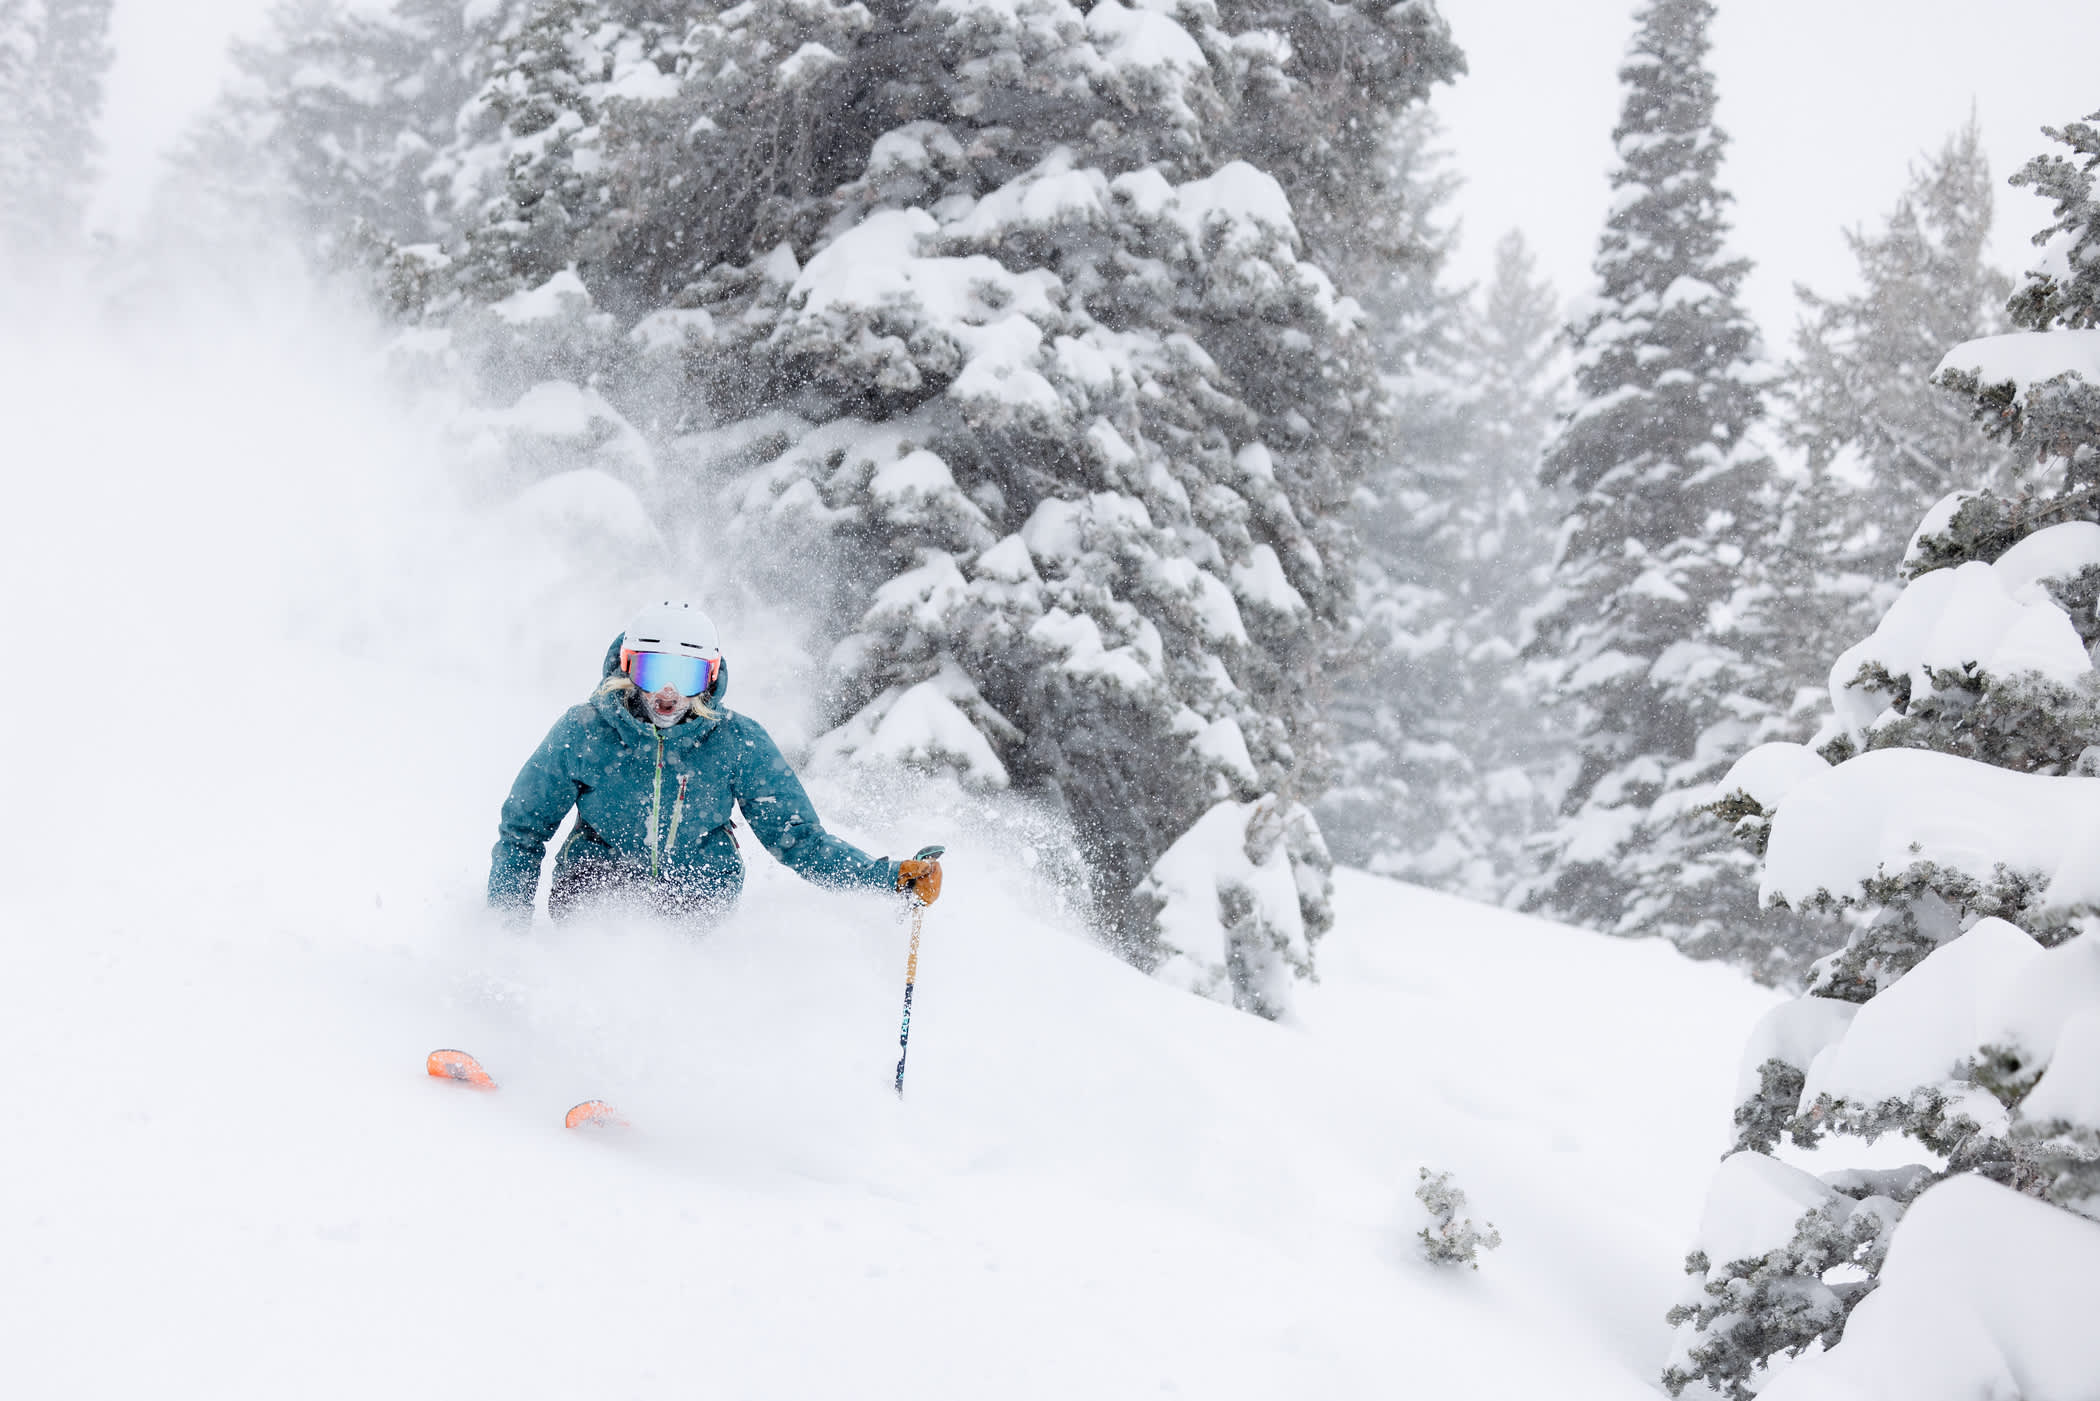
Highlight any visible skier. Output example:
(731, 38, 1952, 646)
(488, 600, 943, 927)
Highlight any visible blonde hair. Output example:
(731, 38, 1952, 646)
(596, 671, 722, 721)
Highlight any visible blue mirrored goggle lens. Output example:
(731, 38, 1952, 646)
(629, 650, 715, 696)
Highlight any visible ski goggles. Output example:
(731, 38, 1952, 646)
(624, 648, 719, 697)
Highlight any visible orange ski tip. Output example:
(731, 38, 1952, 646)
(565, 1100, 627, 1130)
(427, 1049, 496, 1090)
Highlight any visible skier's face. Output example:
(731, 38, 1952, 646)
(644, 683, 687, 726)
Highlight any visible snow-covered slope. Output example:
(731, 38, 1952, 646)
(4, 856, 1776, 1399)
(0, 266, 1780, 1398)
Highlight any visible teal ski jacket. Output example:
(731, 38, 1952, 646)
(487, 638, 899, 917)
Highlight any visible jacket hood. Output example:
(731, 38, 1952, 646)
(602, 633, 731, 705)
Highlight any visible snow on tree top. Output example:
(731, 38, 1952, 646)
(1987, 932, 2100, 1074)
(629, 307, 716, 351)
(1759, 747, 2100, 917)
(777, 41, 843, 85)
(1085, 0, 1208, 74)
(1172, 162, 1305, 252)
(1028, 606, 1160, 694)
(1081, 414, 1136, 462)
(1193, 715, 1258, 790)
(1229, 544, 1308, 616)
(809, 672, 1013, 789)
(1022, 495, 1097, 562)
(1935, 329, 2100, 403)
(603, 61, 679, 103)
(1658, 274, 1724, 310)
(1798, 916, 2038, 1110)
(1714, 740, 1829, 815)
(1992, 520, 2100, 594)
(970, 533, 1039, 585)
(786, 208, 1059, 329)
(761, 242, 801, 285)
(946, 164, 1112, 241)
(1901, 490, 1975, 572)
(1105, 160, 1305, 257)
(864, 123, 963, 182)
(492, 269, 592, 324)
(1693, 1150, 1839, 1268)
(1565, 648, 1646, 691)
(865, 552, 971, 633)
(951, 318, 1064, 418)
(870, 449, 958, 500)
(1827, 556, 2092, 739)
(2024, 1011, 2100, 1133)
(1154, 555, 1248, 645)
(1733, 995, 1858, 1103)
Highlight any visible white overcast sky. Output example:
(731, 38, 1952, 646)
(101, 0, 2100, 348)
(1436, 0, 2100, 344)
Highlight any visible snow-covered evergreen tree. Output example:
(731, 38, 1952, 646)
(1672, 521, 2100, 1395)
(1415, 1166, 1501, 1268)
(1456, 235, 1575, 891)
(184, 1, 517, 256)
(1931, 107, 2100, 537)
(0, 0, 112, 255)
(227, 0, 1465, 1013)
(1345, 107, 1470, 386)
(1774, 122, 2019, 682)
(1787, 122, 2017, 541)
(1524, 0, 1800, 972)
(1469, 233, 1567, 569)
(1671, 130, 2100, 1391)
(1323, 222, 1567, 900)
(1825, 108, 2100, 802)
(658, 0, 1448, 991)
(1320, 110, 1471, 885)
(434, 1, 690, 302)
(2007, 110, 2100, 337)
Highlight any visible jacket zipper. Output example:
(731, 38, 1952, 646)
(666, 773, 689, 865)
(648, 728, 665, 880)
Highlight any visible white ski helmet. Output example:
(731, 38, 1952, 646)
(620, 600, 722, 663)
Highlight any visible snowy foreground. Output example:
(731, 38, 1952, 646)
(3, 840, 1775, 1396)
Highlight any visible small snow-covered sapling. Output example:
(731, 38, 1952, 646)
(1416, 1167, 1501, 1269)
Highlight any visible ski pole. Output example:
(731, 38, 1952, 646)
(894, 844, 945, 1098)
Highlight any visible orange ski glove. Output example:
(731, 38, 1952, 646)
(896, 858, 943, 906)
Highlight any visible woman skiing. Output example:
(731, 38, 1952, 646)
(488, 600, 942, 926)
